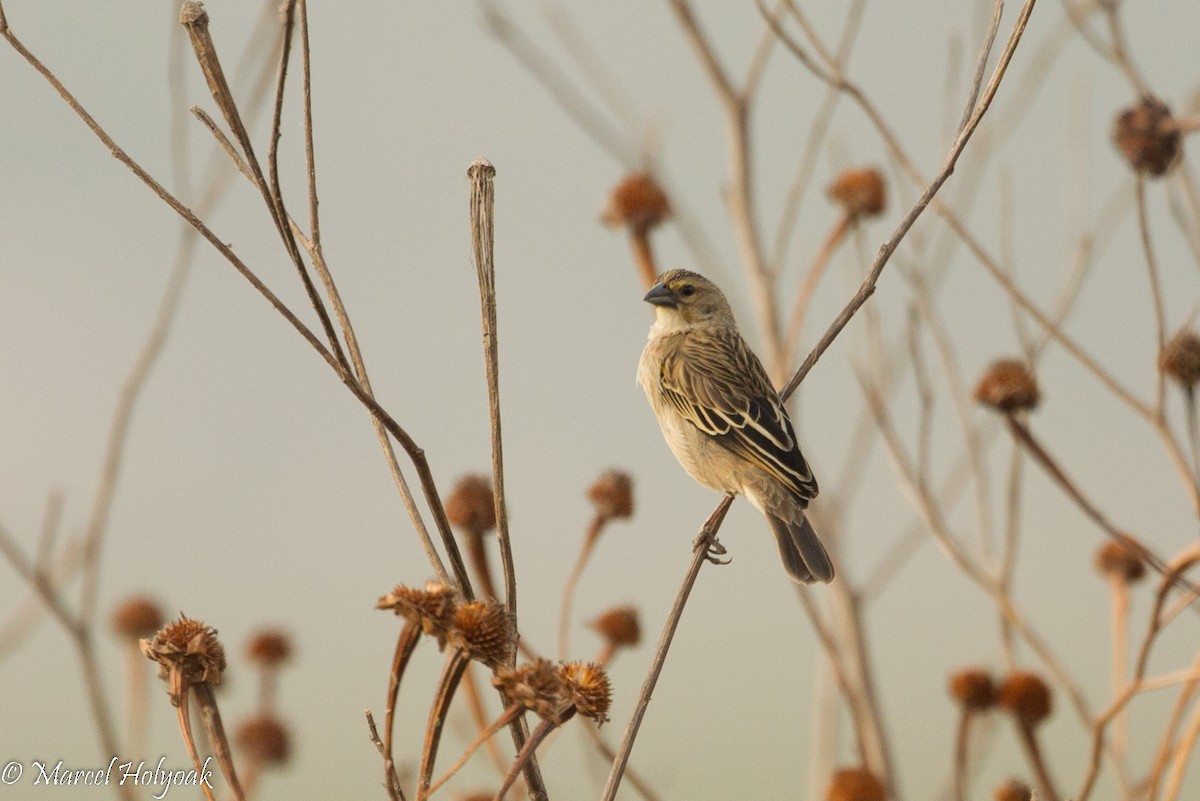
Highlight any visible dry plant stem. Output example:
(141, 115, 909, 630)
(630, 228, 658, 291)
(1162, 695, 1200, 801)
(417, 651, 471, 801)
(559, 516, 605, 660)
(123, 644, 150, 759)
(468, 160, 546, 799)
(493, 718, 564, 801)
(581, 721, 661, 801)
(366, 709, 407, 801)
(384, 621, 422, 789)
(1109, 574, 1130, 764)
(952, 710, 973, 801)
(1014, 722, 1060, 801)
(193, 682, 246, 801)
(600, 496, 732, 801)
(781, 213, 853, 366)
(464, 532, 499, 600)
(427, 702, 522, 796)
(1146, 674, 1200, 801)
(1005, 417, 1192, 594)
(175, 691, 219, 801)
(460, 665, 508, 775)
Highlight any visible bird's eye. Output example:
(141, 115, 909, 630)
(680, 285, 695, 297)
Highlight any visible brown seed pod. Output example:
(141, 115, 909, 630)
(601, 172, 671, 233)
(448, 599, 514, 668)
(236, 715, 291, 765)
(376, 582, 457, 640)
(993, 778, 1032, 801)
(948, 668, 997, 711)
(140, 615, 227, 692)
(588, 470, 634, 521)
(1095, 539, 1147, 584)
(826, 766, 887, 801)
(110, 596, 165, 640)
(245, 629, 293, 668)
(445, 475, 496, 533)
(1113, 95, 1180, 177)
(494, 659, 570, 723)
(998, 671, 1053, 727)
(559, 661, 612, 724)
(1160, 330, 1200, 387)
(827, 168, 887, 218)
(973, 359, 1040, 413)
(590, 606, 641, 648)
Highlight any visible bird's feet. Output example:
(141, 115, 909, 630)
(692, 528, 730, 566)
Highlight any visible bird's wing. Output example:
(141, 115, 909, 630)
(658, 329, 818, 503)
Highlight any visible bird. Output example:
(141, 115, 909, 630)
(637, 269, 834, 584)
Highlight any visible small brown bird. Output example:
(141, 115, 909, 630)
(637, 269, 833, 583)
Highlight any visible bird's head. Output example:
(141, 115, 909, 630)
(643, 269, 733, 330)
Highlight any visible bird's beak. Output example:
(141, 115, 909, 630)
(643, 282, 677, 308)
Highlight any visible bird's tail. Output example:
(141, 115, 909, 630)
(768, 514, 834, 584)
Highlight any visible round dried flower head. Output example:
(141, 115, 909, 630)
(1160, 330, 1200, 387)
(601, 172, 671, 233)
(448, 599, 514, 668)
(110, 596, 164, 640)
(998, 671, 1053, 727)
(1095, 539, 1146, 584)
(245, 629, 293, 668)
(948, 668, 997, 711)
(494, 659, 570, 722)
(1113, 96, 1180, 177)
(236, 715, 291, 766)
(445, 475, 496, 534)
(559, 661, 612, 724)
(590, 606, 641, 648)
(973, 359, 1039, 413)
(827, 168, 887, 218)
(588, 470, 634, 520)
(376, 582, 457, 640)
(826, 766, 887, 801)
(994, 778, 1032, 801)
(140, 615, 227, 701)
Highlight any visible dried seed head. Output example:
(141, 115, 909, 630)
(559, 662, 612, 724)
(948, 668, 997, 711)
(1113, 96, 1180, 177)
(998, 671, 1053, 727)
(826, 766, 887, 801)
(376, 582, 457, 640)
(445, 475, 496, 534)
(110, 596, 165, 640)
(993, 778, 1033, 801)
(245, 629, 293, 668)
(1095, 539, 1147, 584)
(588, 470, 634, 521)
(1160, 330, 1200, 387)
(590, 606, 641, 649)
(140, 615, 227, 696)
(973, 359, 1039, 413)
(494, 659, 570, 722)
(448, 600, 514, 668)
(827, 168, 887, 218)
(236, 715, 291, 766)
(601, 172, 671, 233)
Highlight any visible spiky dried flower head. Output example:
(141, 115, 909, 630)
(588, 470, 634, 521)
(245, 629, 293, 668)
(447, 599, 514, 668)
(140, 615, 226, 703)
(998, 671, 1053, 727)
(994, 778, 1033, 801)
(445, 475, 496, 534)
(1114, 96, 1180, 177)
(1160, 330, 1200, 387)
(826, 766, 887, 801)
(235, 715, 291, 766)
(494, 659, 571, 723)
(559, 662, 612, 724)
(973, 359, 1039, 413)
(827, 168, 887, 219)
(948, 668, 997, 711)
(602, 172, 671, 233)
(1095, 539, 1147, 584)
(110, 596, 164, 640)
(376, 582, 457, 641)
(590, 606, 641, 649)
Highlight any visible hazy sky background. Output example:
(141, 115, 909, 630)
(2, 1, 1200, 799)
